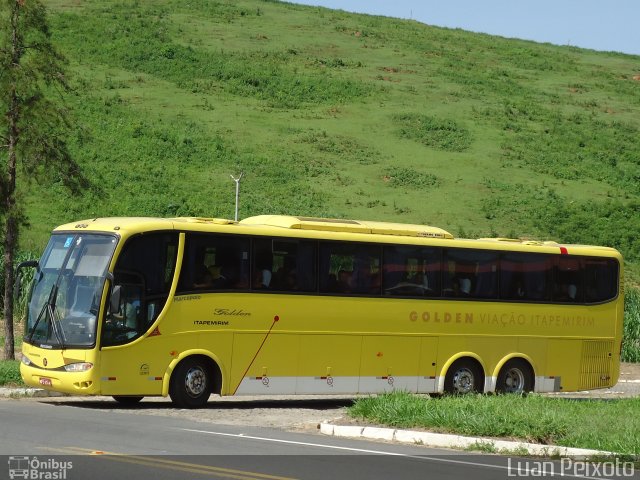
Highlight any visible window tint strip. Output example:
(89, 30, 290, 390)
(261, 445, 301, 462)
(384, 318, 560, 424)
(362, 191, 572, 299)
(175, 233, 619, 304)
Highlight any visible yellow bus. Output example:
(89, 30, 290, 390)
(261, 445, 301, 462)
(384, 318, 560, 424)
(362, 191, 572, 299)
(18, 215, 623, 408)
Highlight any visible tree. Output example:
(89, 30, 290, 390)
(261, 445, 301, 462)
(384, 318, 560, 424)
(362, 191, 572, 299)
(1, 0, 86, 360)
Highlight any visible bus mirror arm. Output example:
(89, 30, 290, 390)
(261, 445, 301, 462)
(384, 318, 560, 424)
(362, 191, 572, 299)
(14, 260, 39, 300)
(110, 285, 121, 315)
(104, 272, 121, 315)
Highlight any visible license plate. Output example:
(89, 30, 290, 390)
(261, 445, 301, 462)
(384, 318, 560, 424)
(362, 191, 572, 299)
(39, 377, 52, 387)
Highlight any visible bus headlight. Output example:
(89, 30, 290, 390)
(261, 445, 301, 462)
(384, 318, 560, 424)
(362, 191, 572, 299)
(63, 362, 93, 372)
(21, 355, 31, 366)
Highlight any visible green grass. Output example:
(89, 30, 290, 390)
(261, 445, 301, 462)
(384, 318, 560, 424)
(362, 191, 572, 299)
(349, 392, 640, 455)
(624, 288, 640, 362)
(0, 360, 23, 387)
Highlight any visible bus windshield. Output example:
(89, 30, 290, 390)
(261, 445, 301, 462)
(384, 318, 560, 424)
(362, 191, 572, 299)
(25, 234, 117, 349)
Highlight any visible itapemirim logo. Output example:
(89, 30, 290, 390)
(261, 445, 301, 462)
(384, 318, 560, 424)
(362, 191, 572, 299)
(8, 456, 73, 480)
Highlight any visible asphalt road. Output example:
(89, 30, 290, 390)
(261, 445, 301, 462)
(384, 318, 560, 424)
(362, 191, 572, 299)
(2, 399, 637, 480)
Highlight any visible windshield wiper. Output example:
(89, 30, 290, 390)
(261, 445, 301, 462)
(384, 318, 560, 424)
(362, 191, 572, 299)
(27, 283, 66, 349)
(47, 285, 66, 349)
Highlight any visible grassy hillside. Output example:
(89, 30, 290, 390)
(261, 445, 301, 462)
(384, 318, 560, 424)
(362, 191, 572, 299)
(20, 1, 640, 278)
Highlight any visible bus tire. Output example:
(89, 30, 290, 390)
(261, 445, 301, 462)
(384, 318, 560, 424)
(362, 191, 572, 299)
(169, 357, 212, 408)
(496, 358, 534, 394)
(444, 358, 483, 394)
(113, 395, 144, 405)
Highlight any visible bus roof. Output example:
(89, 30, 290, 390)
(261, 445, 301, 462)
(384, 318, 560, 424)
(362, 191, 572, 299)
(52, 215, 621, 258)
(239, 215, 454, 239)
(53, 215, 453, 239)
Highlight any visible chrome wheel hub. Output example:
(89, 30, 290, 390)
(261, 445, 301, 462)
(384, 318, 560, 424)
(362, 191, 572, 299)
(452, 368, 475, 394)
(184, 366, 206, 397)
(503, 368, 525, 393)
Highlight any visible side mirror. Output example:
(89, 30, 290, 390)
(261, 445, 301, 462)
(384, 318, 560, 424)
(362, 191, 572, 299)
(14, 260, 39, 299)
(16, 260, 39, 270)
(110, 285, 121, 314)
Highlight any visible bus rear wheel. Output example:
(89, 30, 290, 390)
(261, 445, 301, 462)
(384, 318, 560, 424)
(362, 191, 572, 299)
(113, 395, 144, 405)
(496, 359, 534, 394)
(169, 357, 211, 408)
(444, 358, 483, 394)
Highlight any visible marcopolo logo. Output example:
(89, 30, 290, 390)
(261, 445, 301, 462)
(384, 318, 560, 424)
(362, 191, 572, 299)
(8, 456, 73, 480)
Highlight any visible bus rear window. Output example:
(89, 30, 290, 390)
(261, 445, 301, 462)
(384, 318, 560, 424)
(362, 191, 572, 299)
(584, 258, 619, 303)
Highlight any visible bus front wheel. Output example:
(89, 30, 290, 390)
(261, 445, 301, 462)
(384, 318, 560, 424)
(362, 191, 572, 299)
(169, 357, 212, 408)
(444, 358, 483, 394)
(496, 359, 534, 394)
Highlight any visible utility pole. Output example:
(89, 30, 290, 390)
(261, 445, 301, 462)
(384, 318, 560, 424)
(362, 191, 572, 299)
(230, 172, 243, 221)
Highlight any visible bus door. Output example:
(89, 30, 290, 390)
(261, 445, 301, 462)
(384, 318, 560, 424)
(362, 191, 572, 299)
(99, 232, 179, 396)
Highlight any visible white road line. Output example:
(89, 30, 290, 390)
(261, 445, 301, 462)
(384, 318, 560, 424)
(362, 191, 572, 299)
(179, 428, 607, 480)
(183, 428, 421, 457)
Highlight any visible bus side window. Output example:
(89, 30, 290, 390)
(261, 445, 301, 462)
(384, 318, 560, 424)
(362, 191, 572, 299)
(273, 255, 297, 291)
(249, 238, 317, 293)
(383, 245, 440, 297)
(252, 244, 273, 290)
(443, 249, 498, 300)
(177, 234, 250, 293)
(319, 242, 380, 295)
(554, 257, 582, 303)
(500, 253, 552, 302)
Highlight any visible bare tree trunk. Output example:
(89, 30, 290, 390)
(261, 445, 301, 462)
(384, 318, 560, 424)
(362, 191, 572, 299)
(3, 212, 17, 361)
(3, 1, 21, 361)
(2, 168, 17, 359)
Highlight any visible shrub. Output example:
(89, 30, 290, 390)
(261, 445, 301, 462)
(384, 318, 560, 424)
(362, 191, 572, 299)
(383, 166, 441, 189)
(0, 360, 22, 386)
(623, 287, 640, 362)
(393, 113, 472, 151)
